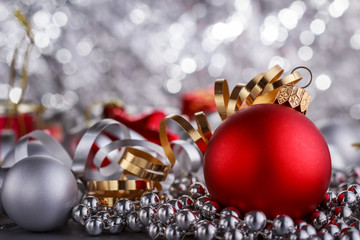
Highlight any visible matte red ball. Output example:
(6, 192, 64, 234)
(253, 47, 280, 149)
(203, 104, 331, 219)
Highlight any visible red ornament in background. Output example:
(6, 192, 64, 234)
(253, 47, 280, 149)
(181, 87, 217, 119)
(203, 104, 331, 219)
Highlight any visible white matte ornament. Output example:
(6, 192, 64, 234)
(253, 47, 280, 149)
(1, 155, 78, 232)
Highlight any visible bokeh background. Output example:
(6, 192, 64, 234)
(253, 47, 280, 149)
(0, 0, 360, 167)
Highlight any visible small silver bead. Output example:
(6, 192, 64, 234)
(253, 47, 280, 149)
(340, 227, 360, 240)
(311, 211, 328, 230)
(157, 203, 177, 224)
(301, 224, 317, 237)
(322, 224, 341, 238)
(114, 198, 135, 217)
(107, 216, 125, 234)
(127, 211, 143, 232)
(139, 206, 157, 226)
(140, 192, 161, 208)
(321, 191, 337, 210)
(195, 220, 217, 240)
(290, 229, 310, 240)
(220, 207, 241, 219)
(338, 191, 358, 208)
(178, 195, 194, 209)
(147, 221, 165, 240)
(81, 196, 100, 213)
(96, 210, 111, 220)
(201, 201, 220, 220)
(330, 171, 346, 188)
(72, 204, 91, 225)
(348, 184, 360, 199)
(188, 182, 208, 199)
(168, 199, 182, 211)
(165, 223, 185, 240)
(316, 231, 335, 240)
(85, 216, 103, 236)
(224, 229, 244, 240)
(244, 210, 267, 232)
(335, 220, 349, 230)
(334, 206, 353, 224)
(273, 214, 294, 236)
(219, 215, 240, 231)
(175, 209, 198, 231)
(194, 196, 211, 211)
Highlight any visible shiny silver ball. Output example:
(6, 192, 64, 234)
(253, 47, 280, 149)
(81, 196, 100, 213)
(322, 224, 341, 238)
(273, 214, 294, 236)
(220, 207, 241, 219)
(139, 206, 157, 226)
(340, 227, 360, 240)
(140, 192, 161, 208)
(85, 216, 104, 236)
(127, 211, 143, 232)
(114, 198, 135, 217)
(290, 229, 310, 240)
(1, 156, 78, 232)
(316, 231, 335, 240)
(338, 191, 358, 208)
(336, 220, 349, 230)
(168, 199, 182, 211)
(224, 229, 244, 240)
(165, 223, 185, 240)
(195, 220, 217, 240)
(334, 206, 353, 224)
(107, 216, 126, 234)
(175, 209, 198, 231)
(201, 200, 220, 220)
(348, 185, 360, 199)
(147, 221, 165, 240)
(194, 196, 211, 211)
(351, 221, 360, 231)
(97, 210, 111, 220)
(157, 203, 177, 224)
(244, 210, 267, 232)
(219, 214, 240, 231)
(311, 211, 328, 230)
(188, 182, 208, 199)
(178, 195, 194, 209)
(321, 191, 337, 210)
(301, 224, 317, 237)
(72, 204, 91, 225)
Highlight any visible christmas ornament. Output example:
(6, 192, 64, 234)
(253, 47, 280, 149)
(1, 155, 78, 231)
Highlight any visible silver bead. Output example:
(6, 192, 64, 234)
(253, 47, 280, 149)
(219, 214, 240, 231)
(348, 185, 360, 199)
(301, 224, 317, 237)
(351, 221, 360, 231)
(114, 198, 135, 217)
(140, 192, 160, 208)
(127, 211, 143, 232)
(175, 209, 198, 231)
(220, 207, 241, 219)
(322, 224, 341, 238)
(311, 211, 328, 230)
(85, 216, 103, 236)
(316, 231, 335, 240)
(96, 210, 111, 220)
(224, 229, 244, 240)
(335, 220, 349, 230)
(147, 221, 165, 240)
(244, 210, 267, 232)
(178, 195, 194, 209)
(81, 196, 100, 213)
(194, 196, 211, 211)
(330, 171, 346, 188)
(334, 206, 353, 224)
(107, 216, 125, 234)
(194, 220, 217, 240)
(290, 229, 310, 240)
(338, 191, 358, 208)
(165, 223, 185, 240)
(321, 191, 337, 210)
(188, 182, 208, 199)
(201, 201, 220, 220)
(72, 204, 91, 225)
(157, 203, 177, 224)
(340, 227, 360, 240)
(273, 214, 294, 236)
(168, 199, 182, 211)
(139, 206, 157, 226)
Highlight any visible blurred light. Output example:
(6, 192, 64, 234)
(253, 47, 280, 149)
(310, 19, 326, 35)
(63, 90, 79, 106)
(56, 48, 72, 64)
(278, 8, 298, 29)
(315, 74, 332, 91)
(9, 87, 22, 104)
(192, 3, 207, 18)
(169, 23, 185, 39)
(209, 0, 226, 7)
(163, 48, 179, 63)
(234, 0, 250, 12)
(33, 11, 51, 28)
(211, 54, 226, 68)
(180, 58, 196, 73)
(268, 56, 290, 71)
(0, 3, 9, 22)
(277, 27, 288, 43)
(350, 33, 360, 49)
(311, 0, 327, 7)
(290, 1, 306, 19)
(167, 64, 182, 78)
(165, 79, 182, 94)
(52, 11, 68, 27)
(300, 30, 315, 45)
(130, 8, 146, 25)
(46, 25, 61, 39)
(298, 46, 313, 61)
(62, 62, 78, 75)
(260, 25, 279, 45)
(97, 59, 111, 73)
(329, 0, 349, 18)
(34, 31, 50, 48)
(208, 65, 223, 77)
(0, 84, 9, 99)
(350, 104, 360, 120)
(76, 38, 93, 56)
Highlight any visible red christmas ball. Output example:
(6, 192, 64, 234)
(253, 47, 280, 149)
(203, 104, 331, 219)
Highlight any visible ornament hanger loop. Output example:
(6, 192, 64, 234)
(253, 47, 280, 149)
(291, 66, 312, 89)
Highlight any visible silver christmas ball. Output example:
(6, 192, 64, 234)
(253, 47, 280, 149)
(188, 182, 208, 199)
(175, 209, 198, 231)
(114, 198, 135, 217)
(165, 223, 185, 240)
(81, 196, 100, 213)
(72, 204, 91, 225)
(321, 191, 337, 210)
(340, 227, 360, 240)
(178, 195, 194, 209)
(85, 216, 104, 236)
(301, 224, 317, 237)
(273, 214, 294, 236)
(224, 229, 244, 240)
(126, 211, 143, 232)
(201, 201, 220, 220)
(139, 206, 157, 226)
(1, 156, 78, 232)
(168, 199, 182, 211)
(316, 231, 335, 240)
(348, 185, 360, 199)
(140, 192, 161, 208)
(311, 211, 328, 230)
(194, 196, 211, 211)
(195, 220, 217, 240)
(147, 221, 165, 240)
(244, 210, 267, 232)
(290, 229, 310, 240)
(322, 224, 341, 238)
(220, 207, 241, 219)
(107, 216, 126, 234)
(334, 206, 353, 224)
(157, 203, 177, 224)
(338, 191, 358, 208)
(219, 214, 240, 231)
